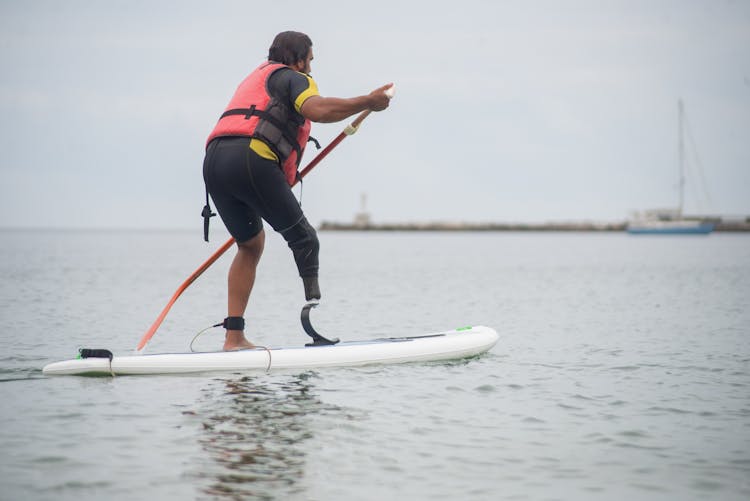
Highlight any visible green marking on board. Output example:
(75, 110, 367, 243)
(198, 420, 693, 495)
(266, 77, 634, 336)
(456, 326, 473, 331)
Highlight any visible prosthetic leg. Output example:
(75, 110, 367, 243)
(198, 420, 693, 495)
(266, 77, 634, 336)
(281, 217, 339, 346)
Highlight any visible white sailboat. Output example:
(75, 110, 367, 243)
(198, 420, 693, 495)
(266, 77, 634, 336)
(627, 100, 715, 235)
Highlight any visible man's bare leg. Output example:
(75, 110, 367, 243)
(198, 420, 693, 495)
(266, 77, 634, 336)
(223, 230, 265, 350)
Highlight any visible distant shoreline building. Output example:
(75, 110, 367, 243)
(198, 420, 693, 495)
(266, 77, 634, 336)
(352, 193, 371, 229)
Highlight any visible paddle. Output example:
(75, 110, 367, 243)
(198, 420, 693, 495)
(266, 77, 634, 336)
(136, 92, 393, 352)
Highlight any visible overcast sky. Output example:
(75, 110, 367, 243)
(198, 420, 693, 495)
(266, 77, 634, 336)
(1, 0, 748, 229)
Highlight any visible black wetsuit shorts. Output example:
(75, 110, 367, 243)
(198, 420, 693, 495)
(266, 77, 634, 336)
(202, 136, 305, 243)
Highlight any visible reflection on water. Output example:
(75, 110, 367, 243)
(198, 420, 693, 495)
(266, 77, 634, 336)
(193, 372, 341, 500)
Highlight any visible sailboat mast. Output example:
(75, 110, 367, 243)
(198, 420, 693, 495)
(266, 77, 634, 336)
(678, 99, 685, 215)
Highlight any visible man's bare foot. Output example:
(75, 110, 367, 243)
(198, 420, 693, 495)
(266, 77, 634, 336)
(223, 330, 256, 351)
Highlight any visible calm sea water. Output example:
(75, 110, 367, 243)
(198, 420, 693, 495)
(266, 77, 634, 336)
(0, 229, 748, 500)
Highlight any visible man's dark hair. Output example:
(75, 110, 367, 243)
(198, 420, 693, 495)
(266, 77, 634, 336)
(268, 31, 312, 66)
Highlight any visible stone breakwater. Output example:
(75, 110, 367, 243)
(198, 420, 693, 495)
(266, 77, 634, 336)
(319, 220, 750, 232)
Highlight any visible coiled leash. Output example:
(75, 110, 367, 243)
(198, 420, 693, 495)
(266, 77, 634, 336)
(189, 317, 273, 372)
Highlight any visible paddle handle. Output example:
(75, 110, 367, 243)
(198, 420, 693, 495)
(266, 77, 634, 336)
(344, 85, 394, 135)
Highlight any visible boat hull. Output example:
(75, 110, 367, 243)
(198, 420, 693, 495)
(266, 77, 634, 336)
(627, 221, 714, 235)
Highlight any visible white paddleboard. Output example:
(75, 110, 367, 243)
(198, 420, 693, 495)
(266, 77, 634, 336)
(42, 325, 498, 376)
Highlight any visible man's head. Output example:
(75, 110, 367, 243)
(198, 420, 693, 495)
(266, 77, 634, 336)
(268, 31, 313, 73)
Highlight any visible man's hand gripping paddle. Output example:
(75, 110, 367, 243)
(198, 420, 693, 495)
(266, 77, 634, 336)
(135, 84, 396, 352)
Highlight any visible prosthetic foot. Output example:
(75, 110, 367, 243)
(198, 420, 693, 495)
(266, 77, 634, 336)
(300, 276, 338, 346)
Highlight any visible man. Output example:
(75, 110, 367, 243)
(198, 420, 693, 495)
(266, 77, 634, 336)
(203, 31, 392, 350)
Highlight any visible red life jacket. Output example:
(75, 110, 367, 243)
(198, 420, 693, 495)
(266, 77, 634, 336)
(206, 62, 312, 186)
